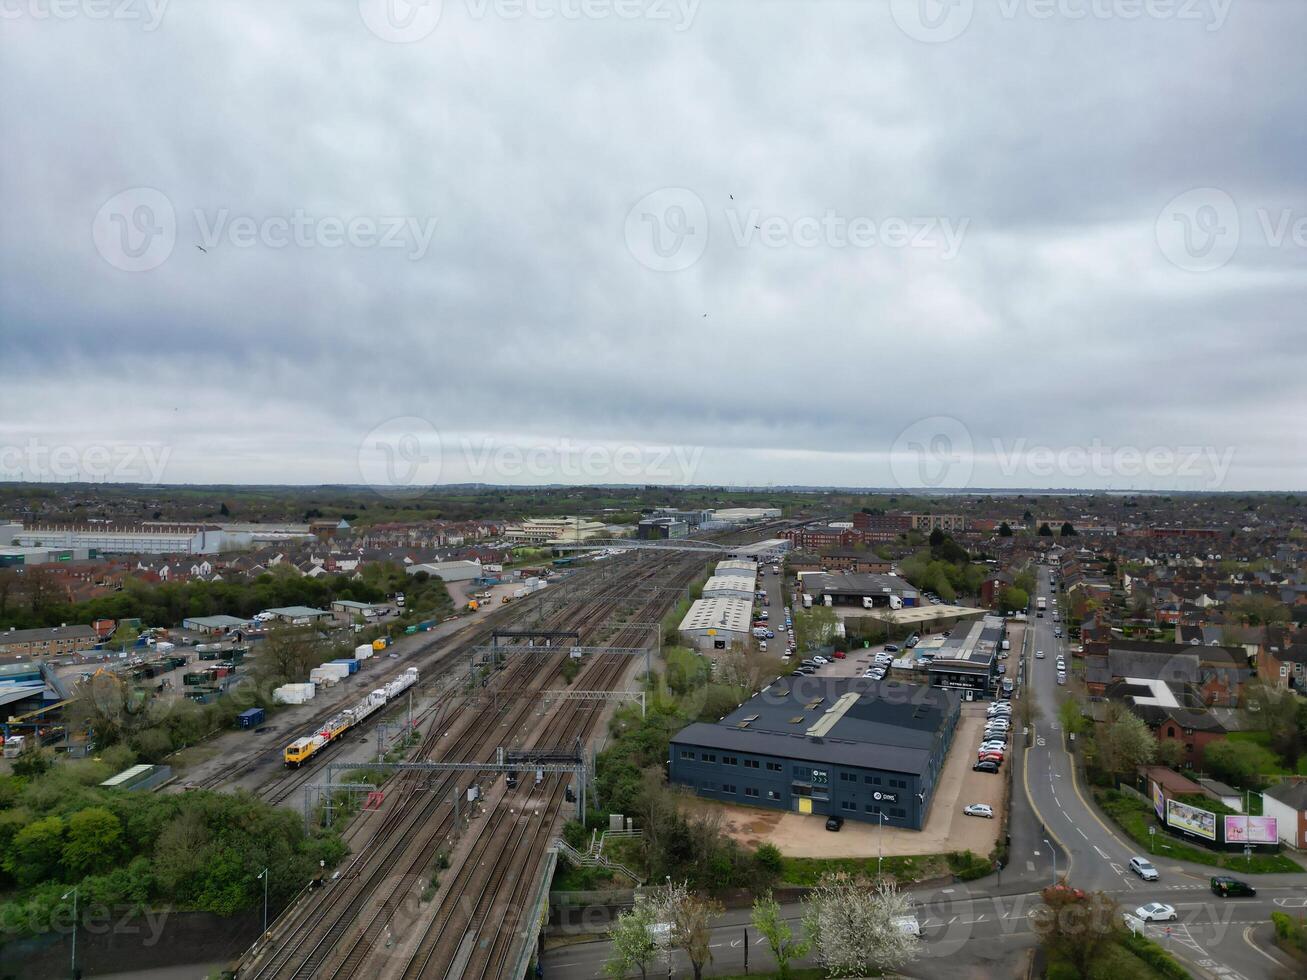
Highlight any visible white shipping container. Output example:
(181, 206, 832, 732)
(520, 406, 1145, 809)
(355, 644, 373, 659)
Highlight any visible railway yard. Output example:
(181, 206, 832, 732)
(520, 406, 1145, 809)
(220, 543, 732, 979)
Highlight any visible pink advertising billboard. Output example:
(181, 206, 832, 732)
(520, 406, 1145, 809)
(1224, 815, 1278, 845)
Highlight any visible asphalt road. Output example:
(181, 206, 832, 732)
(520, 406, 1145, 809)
(1020, 565, 1304, 980)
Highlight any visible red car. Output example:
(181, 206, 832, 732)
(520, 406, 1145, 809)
(977, 752, 1004, 764)
(833, 651, 846, 659)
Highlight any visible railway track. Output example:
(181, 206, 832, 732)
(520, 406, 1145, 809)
(242, 551, 697, 980)
(177, 559, 626, 795)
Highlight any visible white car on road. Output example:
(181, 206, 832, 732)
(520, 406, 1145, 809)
(1134, 902, 1177, 922)
(963, 803, 994, 819)
(1128, 857, 1159, 881)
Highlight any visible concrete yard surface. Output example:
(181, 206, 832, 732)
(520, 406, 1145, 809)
(689, 706, 1003, 859)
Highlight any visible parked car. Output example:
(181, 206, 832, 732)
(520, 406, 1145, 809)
(1128, 857, 1159, 881)
(884, 644, 899, 653)
(1057, 673, 1066, 685)
(833, 650, 846, 659)
(977, 752, 1004, 764)
(973, 760, 1000, 773)
(1134, 903, 1177, 923)
(1210, 876, 1256, 897)
(825, 816, 844, 832)
(963, 803, 994, 819)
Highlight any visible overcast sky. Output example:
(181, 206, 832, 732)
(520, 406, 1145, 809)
(2, 0, 1304, 493)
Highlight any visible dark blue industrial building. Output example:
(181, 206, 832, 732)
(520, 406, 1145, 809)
(668, 678, 960, 829)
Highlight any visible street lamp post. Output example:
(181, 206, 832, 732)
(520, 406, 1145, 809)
(1043, 838, 1057, 885)
(878, 812, 886, 876)
(60, 886, 78, 980)
(257, 868, 269, 935)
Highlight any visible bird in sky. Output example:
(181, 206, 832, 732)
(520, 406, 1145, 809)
(195, 245, 207, 253)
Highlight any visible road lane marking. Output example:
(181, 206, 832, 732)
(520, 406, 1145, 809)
(1093, 845, 1110, 859)
(1076, 828, 1088, 839)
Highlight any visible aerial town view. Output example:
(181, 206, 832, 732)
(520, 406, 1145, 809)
(3, 3, 1306, 980)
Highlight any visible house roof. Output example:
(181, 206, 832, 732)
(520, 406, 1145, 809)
(1265, 781, 1307, 811)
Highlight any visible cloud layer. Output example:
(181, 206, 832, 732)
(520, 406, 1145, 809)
(2, 0, 1304, 490)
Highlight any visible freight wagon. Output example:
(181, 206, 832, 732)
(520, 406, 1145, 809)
(283, 667, 419, 767)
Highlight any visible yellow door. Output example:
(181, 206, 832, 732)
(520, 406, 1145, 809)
(798, 797, 812, 814)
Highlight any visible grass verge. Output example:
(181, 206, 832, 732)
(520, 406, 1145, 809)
(1094, 789, 1301, 874)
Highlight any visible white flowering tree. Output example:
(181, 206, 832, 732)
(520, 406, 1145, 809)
(801, 871, 920, 976)
(604, 896, 660, 980)
(647, 879, 723, 980)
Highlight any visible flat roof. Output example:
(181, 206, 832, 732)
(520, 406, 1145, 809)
(715, 559, 758, 575)
(183, 615, 247, 628)
(922, 614, 1004, 667)
(852, 605, 986, 626)
(673, 678, 958, 776)
(799, 571, 918, 598)
(264, 606, 332, 617)
(679, 597, 753, 633)
(100, 763, 155, 787)
(701, 575, 756, 594)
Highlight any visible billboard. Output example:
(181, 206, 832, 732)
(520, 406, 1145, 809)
(1152, 782, 1166, 820)
(1166, 798, 1217, 841)
(1224, 815, 1278, 845)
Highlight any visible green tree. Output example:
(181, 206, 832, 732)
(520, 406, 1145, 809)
(11, 745, 53, 778)
(604, 900, 659, 980)
(1059, 521, 1077, 537)
(1057, 696, 1090, 737)
(998, 522, 1013, 537)
(1202, 740, 1279, 788)
(752, 891, 809, 979)
(997, 586, 1029, 612)
(1095, 706, 1156, 776)
(1032, 886, 1121, 979)
(1155, 739, 1186, 770)
(5, 815, 65, 887)
(1038, 523, 1053, 537)
(63, 807, 124, 877)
